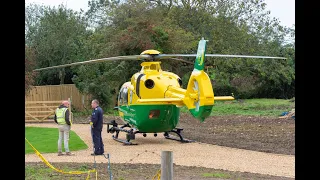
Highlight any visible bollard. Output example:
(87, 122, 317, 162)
(161, 151, 173, 180)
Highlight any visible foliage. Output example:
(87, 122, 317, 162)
(71, 63, 117, 109)
(26, 4, 90, 85)
(180, 98, 295, 117)
(25, 0, 295, 111)
(25, 46, 37, 95)
(25, 127, 88, 154)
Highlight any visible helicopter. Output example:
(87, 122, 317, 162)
(33, 38, 286, 145)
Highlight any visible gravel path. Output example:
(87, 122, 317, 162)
(25, 123, 295, 178)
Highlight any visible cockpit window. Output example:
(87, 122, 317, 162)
(122, 87, 128, 104)
(118, 86, 128, 105)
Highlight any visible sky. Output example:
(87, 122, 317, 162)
(25, 0, 295, 29)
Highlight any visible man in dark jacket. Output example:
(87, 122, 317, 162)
(89, 99, 104, 155)
(54, 100, 73, 156)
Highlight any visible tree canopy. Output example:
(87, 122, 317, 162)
(25, 0, 295, 110)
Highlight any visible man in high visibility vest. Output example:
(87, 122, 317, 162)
(54, 100, 73, 156)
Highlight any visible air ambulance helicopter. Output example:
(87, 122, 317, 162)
(33, 38, 286, 145)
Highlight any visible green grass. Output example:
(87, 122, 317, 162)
(202, 172, 231, 178)
(25, 165, 55, 180)
(25, 164, 94, 180)
(25, 127, 88, 154)
(180, 98, 295, 117)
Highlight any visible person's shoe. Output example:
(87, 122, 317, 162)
(58, 152, 64, 156)
(65, 152, 74, 156)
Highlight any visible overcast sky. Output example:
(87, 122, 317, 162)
(25, 0, 295, 28)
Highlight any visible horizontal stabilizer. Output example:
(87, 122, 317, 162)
(214, 96, 235, 100)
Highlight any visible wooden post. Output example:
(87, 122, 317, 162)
(161, 151, 173, 180)
(68, 97, 73, 124)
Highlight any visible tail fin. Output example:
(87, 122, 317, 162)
(184, 38, 214, 122)
(194, 37, 207, 71)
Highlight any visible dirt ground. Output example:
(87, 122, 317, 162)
(25, 161, 293, 180)
(79, 113, 295, 155)
(25, 113, 295, 180)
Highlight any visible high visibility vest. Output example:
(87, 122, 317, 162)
(55, 107, 68, 125)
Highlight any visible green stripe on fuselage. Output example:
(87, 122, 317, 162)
(119, 104, 179, 133)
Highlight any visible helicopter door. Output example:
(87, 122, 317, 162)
(136, 74, 145, 98)
(129, 89, 133, 104)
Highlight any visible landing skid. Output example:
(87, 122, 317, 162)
(107, 120, 194, 145)
(107, 120, 138, 145)
(112, 135, 138, 145)
(164, 128, 195, 143)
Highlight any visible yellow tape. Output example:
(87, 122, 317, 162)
(25, 138, 96, 176)
(152, 169, 161, 180)
(86, 171, 90, 180)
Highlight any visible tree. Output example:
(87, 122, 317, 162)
(26, 4, 90, 85)
(25, 46, 36, 95)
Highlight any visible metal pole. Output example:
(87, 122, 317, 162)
(161, 151, 173, 180)
(107, 153, 112, 180)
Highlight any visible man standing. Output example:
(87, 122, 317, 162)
(54, 100, 73, 156)
(90, 99, 104, 155)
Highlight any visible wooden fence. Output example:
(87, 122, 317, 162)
(25, 98, 74, 122)
(25, 84, 91, 111)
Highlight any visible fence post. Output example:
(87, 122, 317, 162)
(68, 97, 73, 124)
(161, 151, 173, 180)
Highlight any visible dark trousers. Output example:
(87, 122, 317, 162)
(91, 128, 104, 154)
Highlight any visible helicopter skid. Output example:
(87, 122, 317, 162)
(107, 121, 138, 145)
(164, 128, 195, 143)
(112, 135, 138, 145)
(164, 135, 194, 143)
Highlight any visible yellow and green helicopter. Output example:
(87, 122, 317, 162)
(34, 38, 285, 145)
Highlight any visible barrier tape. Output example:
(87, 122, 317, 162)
(25, 138, 97, 180)
(152, 169, 161, 180)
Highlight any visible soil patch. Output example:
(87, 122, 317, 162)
(25, 162, 294, 180)
(26, 113, 295, 179)
(76, 113, 295, 155)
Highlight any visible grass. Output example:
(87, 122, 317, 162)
(180, 98, 295, 117)
(25, 163, 95, 180)
(25, 127, 88, 154)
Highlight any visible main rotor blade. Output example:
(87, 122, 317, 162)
(33, 55, 151, 71)
(206, 54, 286, 59)
(156, 54, 286, 60)
(167, 58, 193, 64)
